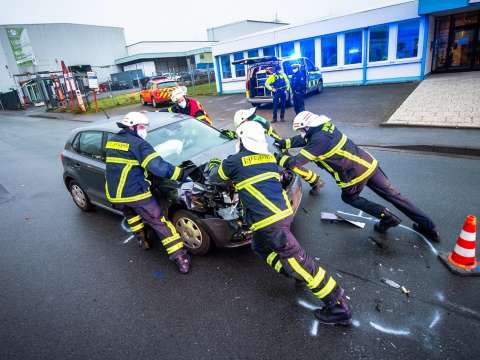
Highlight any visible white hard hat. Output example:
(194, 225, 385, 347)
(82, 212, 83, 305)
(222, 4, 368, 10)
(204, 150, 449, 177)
(292, 111, 330, 131)
(120, 112, 149, 127)
(236, 121, 270, 154)
(171, 87, 186, 103)
(233, 107, 256, 129)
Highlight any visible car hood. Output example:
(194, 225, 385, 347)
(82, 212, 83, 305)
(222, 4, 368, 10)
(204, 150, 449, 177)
(189, 140, 237, 166)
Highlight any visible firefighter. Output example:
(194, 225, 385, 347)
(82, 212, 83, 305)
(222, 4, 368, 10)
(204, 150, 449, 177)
(207, 121, 352, 325)
(232, 107, 324, 195)
(265, 64, 290, 123)
(105, 112, 192, 273)
(290, 63, 307, 115)
(275, 111, 441, 243)
(162, 87, 212, 125)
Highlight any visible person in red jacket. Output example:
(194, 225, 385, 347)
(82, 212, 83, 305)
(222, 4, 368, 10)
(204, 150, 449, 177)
(162, 87, 212, 125)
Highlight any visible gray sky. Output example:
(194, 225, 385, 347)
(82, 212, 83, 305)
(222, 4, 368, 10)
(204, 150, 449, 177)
(0, 0, 410, 44)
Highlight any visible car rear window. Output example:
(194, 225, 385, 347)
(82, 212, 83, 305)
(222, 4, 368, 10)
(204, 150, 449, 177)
(157, 81, 177, 88)
(147, 119, 230, 165)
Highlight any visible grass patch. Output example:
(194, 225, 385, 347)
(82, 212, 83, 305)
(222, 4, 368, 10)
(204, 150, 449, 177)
(186, 82, 217, 96)
(85, 92, 140, 113)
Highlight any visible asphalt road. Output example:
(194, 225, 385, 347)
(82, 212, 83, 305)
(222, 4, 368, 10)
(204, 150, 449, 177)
(1, 113, 479, 360)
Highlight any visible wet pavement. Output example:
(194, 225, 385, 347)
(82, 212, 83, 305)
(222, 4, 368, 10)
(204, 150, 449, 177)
(1, 100, 480, 359)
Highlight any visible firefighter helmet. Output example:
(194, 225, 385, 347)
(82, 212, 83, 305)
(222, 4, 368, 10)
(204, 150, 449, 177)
(292, 111, 330, 131)
(233, 107, 257, 129)
(171, 87, 186, 103)
(119, 112, 149, 127)
(236, 121, 269, 154)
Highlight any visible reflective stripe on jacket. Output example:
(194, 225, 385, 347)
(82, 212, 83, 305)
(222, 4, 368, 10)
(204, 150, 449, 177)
(209, 149, 292, 231)
(281, 122, 378, 188)
(105, 129, 183, 203)
(265, 73, 290, 92)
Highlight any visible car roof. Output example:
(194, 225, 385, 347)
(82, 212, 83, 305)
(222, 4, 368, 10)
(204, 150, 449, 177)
(151, 78, 177, 83)
(70, 111, 192, 136)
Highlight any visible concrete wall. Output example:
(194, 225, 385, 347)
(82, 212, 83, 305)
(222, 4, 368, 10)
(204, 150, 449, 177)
(207, 21, 288, 42)
(127, 41, 214, 56)
(123, 61, 156, 77)
(0, 23, 127, 82)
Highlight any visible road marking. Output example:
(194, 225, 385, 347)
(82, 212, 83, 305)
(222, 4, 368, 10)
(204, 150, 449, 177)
(310, 320, 319, 336)
(429, 310, 441, 329)
(297, 299, 319, 311)
(369, 321, 410, 336)
(123, 235, 134, 244)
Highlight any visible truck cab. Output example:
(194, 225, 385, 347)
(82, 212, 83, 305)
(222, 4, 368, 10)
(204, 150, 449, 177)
(232, 56, 323, 106)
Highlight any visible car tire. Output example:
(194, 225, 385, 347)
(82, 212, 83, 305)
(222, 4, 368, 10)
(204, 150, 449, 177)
(140, 96, 146, 106)
(69, 180, 94, 212)
(317, 79, 323, 94)
(152, 98, 157, 108)
(172, 209, 212, 255)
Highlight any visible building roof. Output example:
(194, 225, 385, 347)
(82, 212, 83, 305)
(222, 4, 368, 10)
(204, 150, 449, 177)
(0, 22, 123, 29)
(115, 46, 212, 65)
(206, 19, 289, 31)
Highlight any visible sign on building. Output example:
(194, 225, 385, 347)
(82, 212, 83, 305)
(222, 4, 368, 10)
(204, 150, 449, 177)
(5, 27, 35, 67)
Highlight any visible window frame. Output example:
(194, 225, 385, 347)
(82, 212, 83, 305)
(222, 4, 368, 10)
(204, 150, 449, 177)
(321, 34, 338, 68)
(220, 54, 232, 80)
(368, 25, 390, 63)
(396, 19, 420, 60)
(300, 38, 316, 65)
(233, 52, 246, 78)
(344, 30, 363, 65)
(75, 130, 106, 162)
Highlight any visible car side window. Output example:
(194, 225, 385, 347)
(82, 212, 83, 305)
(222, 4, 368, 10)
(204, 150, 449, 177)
(305, 59, 315, 71)
(78, 131, 104, 161)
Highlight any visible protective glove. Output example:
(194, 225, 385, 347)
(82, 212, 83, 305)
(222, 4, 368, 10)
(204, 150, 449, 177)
(207, 158, 222, 171)
(274, 139, 286, 149)
(220, 129, 237, 140)
(274, 152, 283, 164)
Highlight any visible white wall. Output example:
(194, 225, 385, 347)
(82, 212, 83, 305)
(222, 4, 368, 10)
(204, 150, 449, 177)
(123, 61, 156, 77)
(207, 21, 287, 42)
(0, 43, 15, 92)
(127, 41, 214, 56)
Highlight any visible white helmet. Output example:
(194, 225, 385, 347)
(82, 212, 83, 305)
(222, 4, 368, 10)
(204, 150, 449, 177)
(233, 107, 256, 129)
(236, 121, 270, 154)
(120, 112, 149, 127)
(171, 87, 186, 103)
(292, 111, 330, 131)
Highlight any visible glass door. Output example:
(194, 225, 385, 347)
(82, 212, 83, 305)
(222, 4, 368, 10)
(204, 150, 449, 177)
(432, 16, 450, 71)
(449, 28, 475, 69)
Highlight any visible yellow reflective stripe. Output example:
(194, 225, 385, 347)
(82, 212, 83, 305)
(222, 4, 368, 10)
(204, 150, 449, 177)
(308, 173, 318, 184)
(130, 223, 144, 232)
(106, 157, 139, 165)
(292, 167, 309, 177)
(285, 138, 291, 149)
(338, 159, 378, 188)
(279, 155, 289, 167)
(250, 207, 293, 231)
(116, 163, 133, 198)
(287, 258, 313, 283)
(162, 234, 181, 246)
(314, 277, 337, 299)
(318, 134, 347, 161)
(319, 160, 341, 182)
(244, 185, 281, 213)
(105, 141, 129, 151)
(241, 154, 276, 166)
(218, 164, 229, 180)
(300, 148, 317, 161)
(106, 187, 152, 203)
(197, 115, 207, 120)
(141, 152, 161, 169)
(308, 268, 326, 290)
(274, 261, 283, 273)
(168, 107, 174, 113)
(337, 149, 372, 168)
(127, 215, 141, 224)
(235, 172, 280, 190)
(267, 252, 277, 266)
(166, 242, 184, 254)
(170, 167, 182, 181)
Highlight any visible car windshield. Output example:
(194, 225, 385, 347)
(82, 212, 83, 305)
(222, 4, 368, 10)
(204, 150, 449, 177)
(157, 81, 177, 88)
(282, 59, 303, 74)
(147, 119, 230, 165)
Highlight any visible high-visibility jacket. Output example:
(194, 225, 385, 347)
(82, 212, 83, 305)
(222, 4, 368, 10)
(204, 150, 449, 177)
(105, 128, 184, 204)
(166, 97, 212, 125)
(265, 73, 290, 93)
(210, 148, 293, 232)
(278, 121, 378, 188)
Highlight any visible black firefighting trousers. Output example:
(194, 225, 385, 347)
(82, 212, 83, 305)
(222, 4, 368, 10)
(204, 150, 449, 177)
(341, 167, 436, 231)
(251, 216, 342, 306)
(115, 198, 186, 259)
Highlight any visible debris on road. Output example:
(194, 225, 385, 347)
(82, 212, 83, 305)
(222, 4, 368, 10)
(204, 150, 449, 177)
(302, 207, 309, 214)
(401, 286, 411, 297)
(320, 211, 366, 228)
(381, 278, 401, 289)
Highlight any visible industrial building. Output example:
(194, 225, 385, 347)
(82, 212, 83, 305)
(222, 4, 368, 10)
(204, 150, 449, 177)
(212, 0, 480, 94)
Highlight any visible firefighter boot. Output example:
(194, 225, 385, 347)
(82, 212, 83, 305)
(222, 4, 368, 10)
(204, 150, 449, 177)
(374, 208, 401, 233)
(309, 177, 325, 196)
(173, 253, 191, 274)
(314, 288, 352, 326)
(413, 224, 441, 243)
(135, 230, 152, 250)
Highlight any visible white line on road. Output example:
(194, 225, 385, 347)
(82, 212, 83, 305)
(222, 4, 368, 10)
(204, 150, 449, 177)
(369, 321, 411, 336)
(297, 299, 319, 311)
(310, 320, 319, 336)
(123, 235, 134, 244)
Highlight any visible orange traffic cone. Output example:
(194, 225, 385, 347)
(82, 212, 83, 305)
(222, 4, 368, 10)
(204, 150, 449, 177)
(438, 215, 479, 276)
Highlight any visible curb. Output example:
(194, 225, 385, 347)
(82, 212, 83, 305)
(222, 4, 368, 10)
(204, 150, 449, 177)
(380, 122, 480, 130)
(360, 144, 480, 157)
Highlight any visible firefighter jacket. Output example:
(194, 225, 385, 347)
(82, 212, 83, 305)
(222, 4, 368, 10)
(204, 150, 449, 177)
(291, 70, 307, 95)
(165, 97, 212, 125)
(209, 148, 293, 232)
(278, 121, 378, 188)
(105, 128, 184, 203)
(251, 115, 282, 141)
(265, 73, 291, 93)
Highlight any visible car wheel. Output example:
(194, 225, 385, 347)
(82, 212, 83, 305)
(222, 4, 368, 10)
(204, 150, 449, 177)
(317, 79, 323, 94)
(69, 180, 93, 212)
(140, 96, 146, 106)
(152, 98, 157, 108)
(172, 210, 212, 255)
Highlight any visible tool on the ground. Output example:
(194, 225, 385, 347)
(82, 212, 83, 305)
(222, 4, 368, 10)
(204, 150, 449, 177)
(320, 212, 366, 228)
(438, 215, 479, 276)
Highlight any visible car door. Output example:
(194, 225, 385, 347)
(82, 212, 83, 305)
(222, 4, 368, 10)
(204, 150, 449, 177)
(74, 131, 108, 206)
(141, 81, 152, 103)
(304, 58, 321, 93)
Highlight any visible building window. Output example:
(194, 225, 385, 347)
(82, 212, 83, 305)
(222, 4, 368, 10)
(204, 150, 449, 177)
(345, 31, 363, 65)
(369, 25, 389, 62)
(263, 46, 276, 57)
(280, 42, 294, 57)
(199, 54, 205, 60)
(300, 39, 315, 64)
(397, 19, 420, 59)
(247, 49, 259, 58)
(321, 35, 337, 67)
(220, 55, 232, 79)
(233, 52, 245, 78)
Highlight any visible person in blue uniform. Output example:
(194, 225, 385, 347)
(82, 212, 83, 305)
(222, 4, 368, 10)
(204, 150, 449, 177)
(275, 111, 441, 243)
(290, 63, 307, 115)
(265, 64, 290, 123)
(207, 121, 352, 325)
(105, 112, 192, 273)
